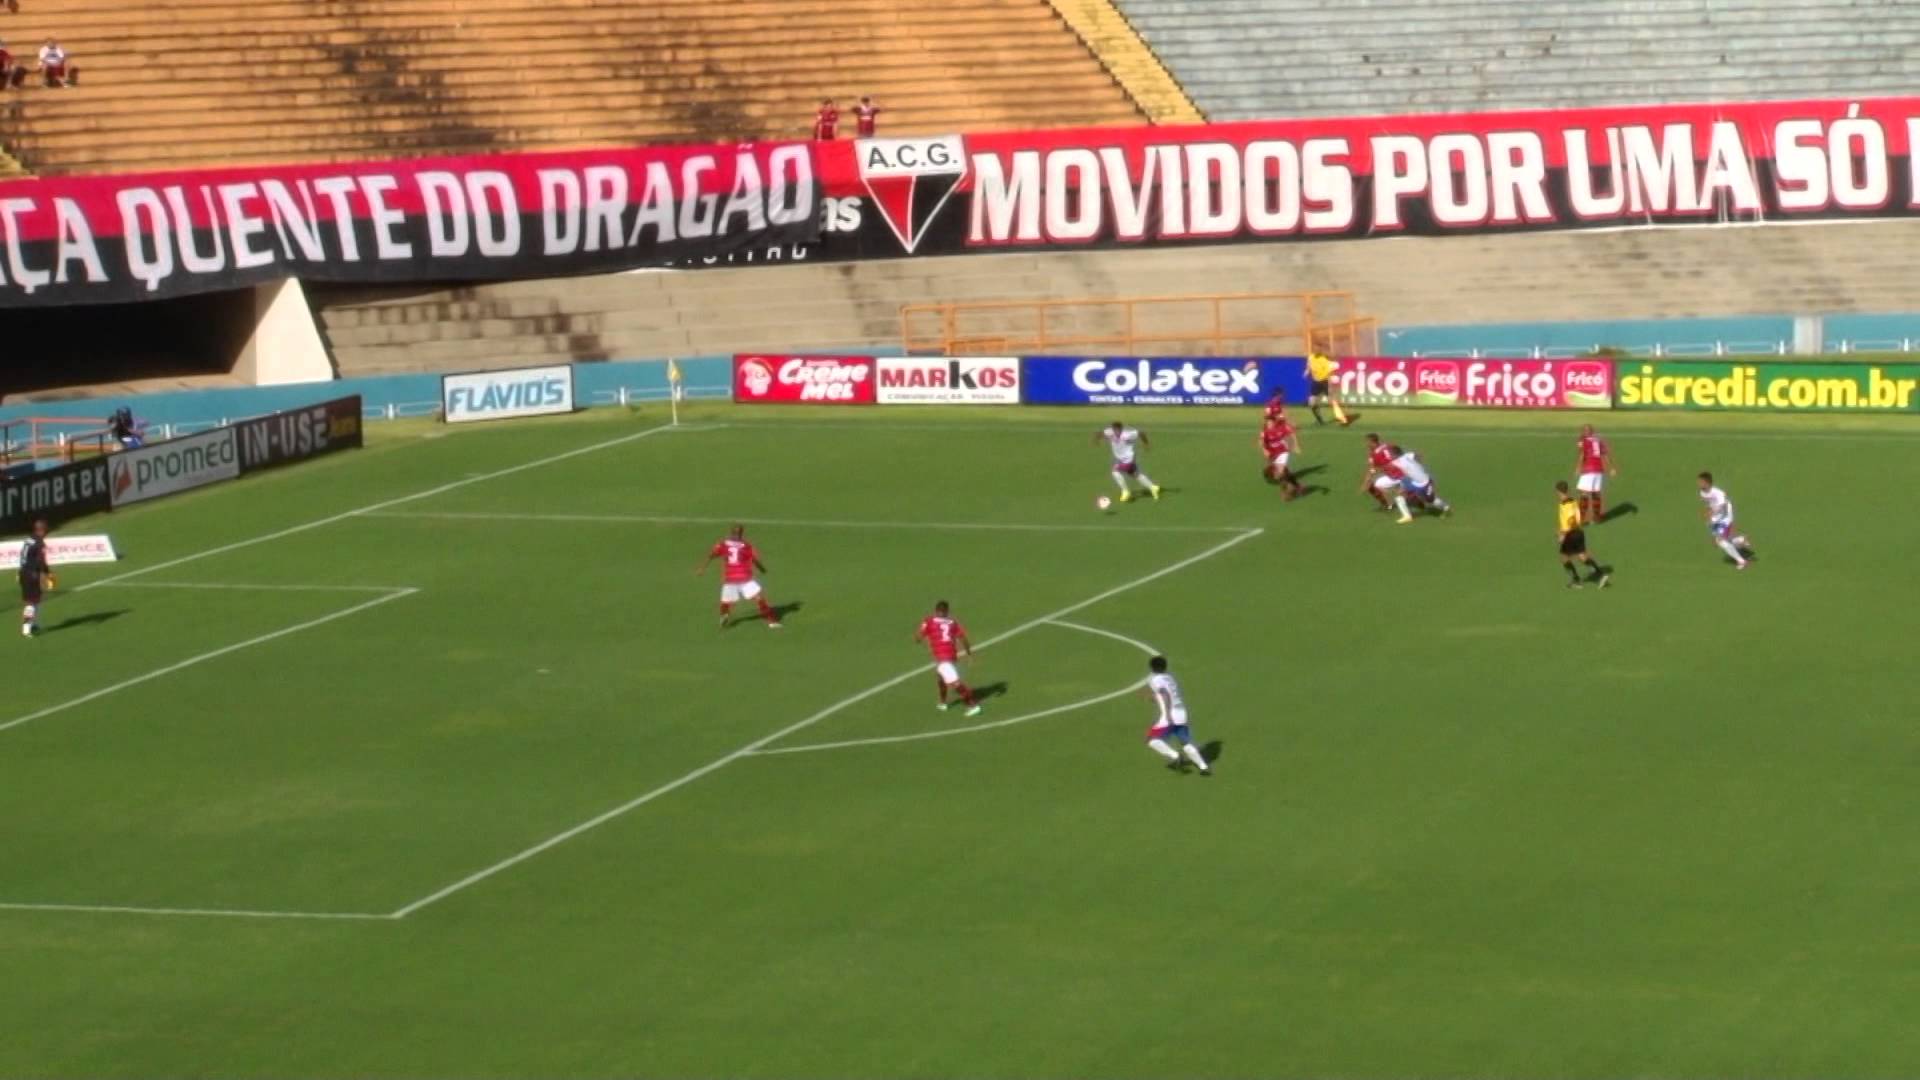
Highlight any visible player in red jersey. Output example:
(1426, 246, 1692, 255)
(696, 525, 783, 630)
(1574, 424, 1616, 523)
(812, 99, 838, 140)
(1259, 417, 1304, 500)
(915, 600, 982, 717)
(1360, 433, 1414, 523)
(1263, 391, 1289, 423)
(854, 95, 881, 138)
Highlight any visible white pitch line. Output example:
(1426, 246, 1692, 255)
(78, 422, 681, 592)
(0, 588, 419, 735)
(98, 582, 414, 594)
(753, 618, 1162, 756)
(0, 901, 398, 921)
(388, 528, 1262, 918)
(368, 510, 1254, 535)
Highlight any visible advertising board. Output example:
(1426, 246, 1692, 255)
(1329, 358, 1614, 409)
(1021, 357, 1310, 406)
(442, 365, 576, 423)
(733, 355, 878, 405)
(875, 357, 1020, 404)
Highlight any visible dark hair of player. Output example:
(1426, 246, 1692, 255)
(1554, 480, 1570, 495)
(1148, 655, 1168, 673)
(934, 600, 949, 614)
(1364, 432, 1380, 445)
(1110, 420, 1124, 431)
(1698, 471, 1713, 484)
(729, 523, 745, 538)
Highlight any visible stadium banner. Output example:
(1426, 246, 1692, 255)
(235, 395, 364, 470)
(1332, 357, 1615, 409)
(1615, 360, 1920, 412)
(0, 142, 821, 307)
(0, 533, 118, 566)
(733, 354, 877, 405)
(108, 426, 239, 507)
(683, 97, 1920, 267)
(0, 457, 111, 530)
(441, 365, 575, 423)
(875, 356, 1021, 404)
(1022, 357, 1311, 406)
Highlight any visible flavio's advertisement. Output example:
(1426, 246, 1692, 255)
(1022, 357, 1311, 406)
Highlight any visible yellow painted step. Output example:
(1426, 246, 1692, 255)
(1046, 0, 1203, 124)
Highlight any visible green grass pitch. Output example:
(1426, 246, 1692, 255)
(3, 403, 1918, 1077)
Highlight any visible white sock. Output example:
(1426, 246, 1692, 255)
(1181, 742, 1209, 771)
(1432, 497, 1451, 511)
(1394, 495, 1411, 516)
(1732, 534, 1749, 548)
(1148, 738, 1181, 763)
(1135, 472, 1157, 489)
(1112, 471, 1129, 493)
(1716, 538, 1746, 564)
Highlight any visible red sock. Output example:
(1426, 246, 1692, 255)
(1591, 495, 1604, 520)
(718, 603, 732, 617)
(756, 597, 776, 621)
(954, 682, 977, 706)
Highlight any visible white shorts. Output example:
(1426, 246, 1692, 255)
(1149, 707, 1190, 736)
(720, 580, 763, 603)
(1270, 451, 1291, 470)
(1372, 474, 1402, 492)
(1577, 471, 1604, 493)
(935, 661, 962, 686)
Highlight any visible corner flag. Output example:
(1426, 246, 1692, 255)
(667, 359, 685, 402)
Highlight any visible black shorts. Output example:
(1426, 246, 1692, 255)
(1309, 378, 1331, 396)
(1559, 530, 1588, 557)
(20, 577, 42, 604)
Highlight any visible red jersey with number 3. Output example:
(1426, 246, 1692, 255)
(712, 539, 757, 583)
(919, 615, 965, 661)
(1578, 434, 1609, 473)
(1368, 443, 1403, 478)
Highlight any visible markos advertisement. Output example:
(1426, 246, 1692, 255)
(1616, 361, 1920, 412)
(1331, 357, 1615, 409)
(876, 356, 1020, 404)
(442, 364, 576, 423)
(1022, 357, 1311, 406)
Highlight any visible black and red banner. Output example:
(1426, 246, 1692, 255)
(699, 96, 1920, 267)
(0, 143, 820, 306)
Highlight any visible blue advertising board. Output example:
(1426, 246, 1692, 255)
(1022, 357, 1311, 406)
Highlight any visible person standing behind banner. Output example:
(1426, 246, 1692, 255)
(812, 98, 838, 140)
(854, 95, 880, 138)
(36, 37, 72, 88)
(19, 518, 51, 638)
(1306, 350, 1351, 427)
(109, 407, 145, 449)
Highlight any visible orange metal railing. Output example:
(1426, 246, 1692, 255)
(0, 417, 112, 468)
(901, 291, 1379, 358)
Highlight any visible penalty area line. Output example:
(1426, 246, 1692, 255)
(0, 587, 420, 736)
(366, 510, 1254, 535)
(387, 528, 1262, 919)
(0, 901, 399, 921)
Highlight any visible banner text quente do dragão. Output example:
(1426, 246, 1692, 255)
(0, 143, 819, 306)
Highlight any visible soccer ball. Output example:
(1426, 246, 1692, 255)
(1096, 495, 1113, 511)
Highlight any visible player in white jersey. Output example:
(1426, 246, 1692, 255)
(1095, 421, 1161, 503)
(1697, 471, 1754, 569)
(1389, 445, 1452, 516)
(1141, 655, 1209, 774)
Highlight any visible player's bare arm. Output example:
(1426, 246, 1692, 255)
(694, 553, 714, 575)
(753, 557, 769, 575)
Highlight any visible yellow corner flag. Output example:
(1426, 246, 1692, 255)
(666, 359, 684, 402)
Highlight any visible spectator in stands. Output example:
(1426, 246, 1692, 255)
(0, 40, 13, 88)
(36, 37, 71, 88)
(854, 95, 880, 138)
(813, 98, 837, 141)
(108, 407, 144, 449)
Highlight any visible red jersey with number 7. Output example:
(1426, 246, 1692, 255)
(711, 539, 757, 583)
(918, 615, 965, 661)
(1368, 443, 1403, 478)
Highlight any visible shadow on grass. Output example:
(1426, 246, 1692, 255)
(41, 608, 131, 635)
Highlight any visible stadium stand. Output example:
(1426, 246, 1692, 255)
(0, 0, 1143, 176)
(1113, 0, 1920, 120)
(311, 218, 1920, 376)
